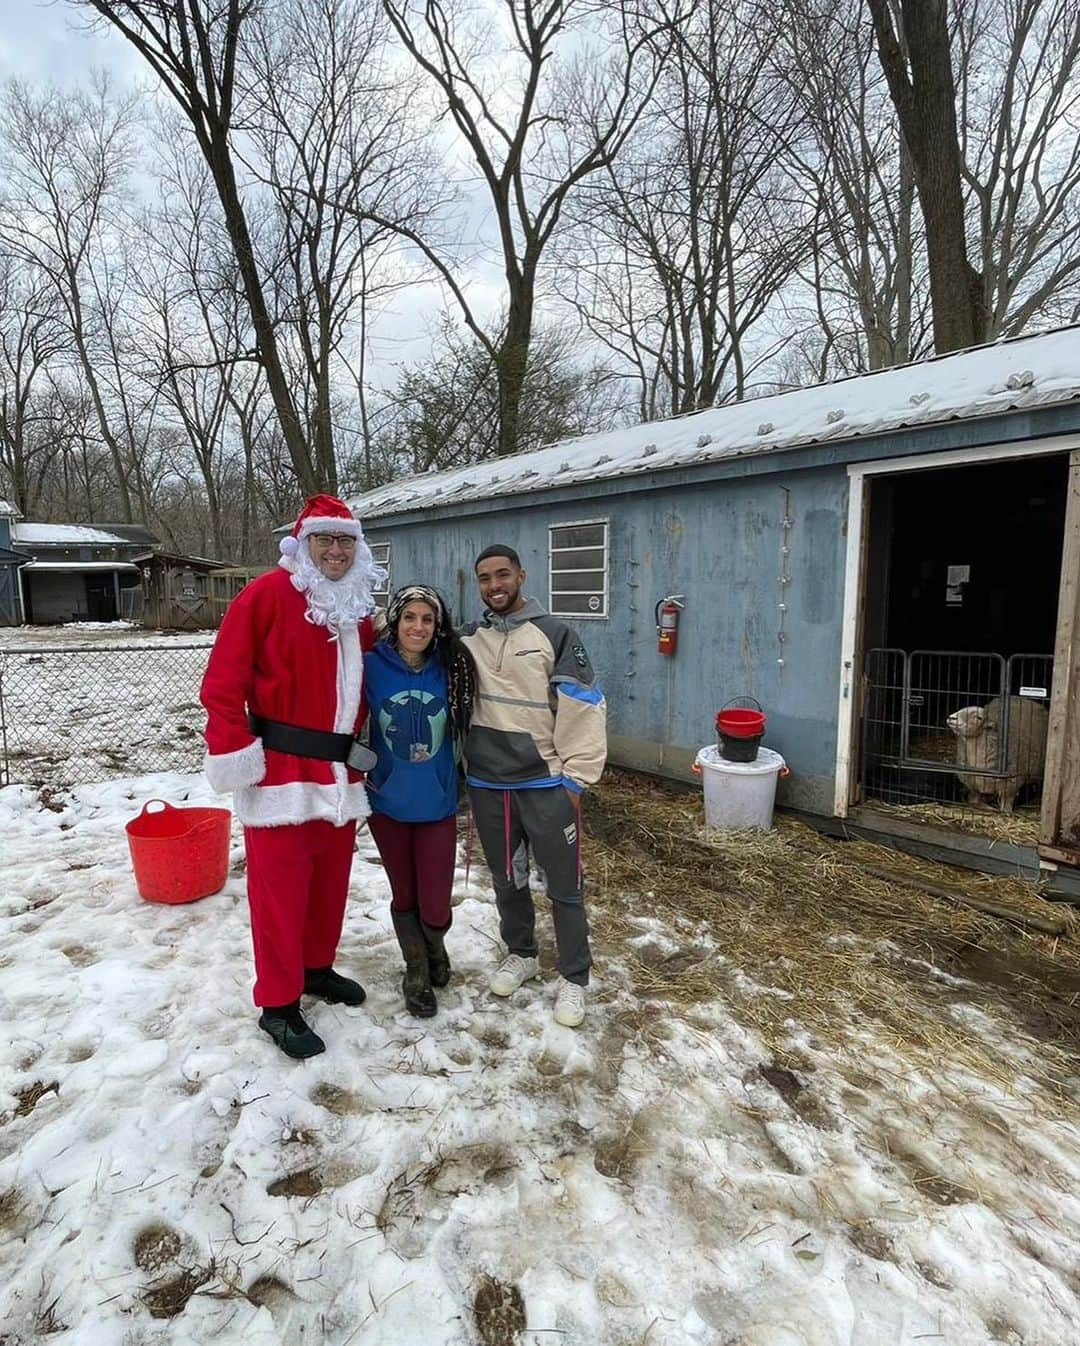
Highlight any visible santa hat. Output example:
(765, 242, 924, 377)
(279, 494, 364, 557)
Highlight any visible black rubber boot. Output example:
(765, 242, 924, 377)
(258, 1000, 326, 1059)
(303, 966, 366, 1006)
(421, 921, 451, 988)
(391, 909, 437, 1017)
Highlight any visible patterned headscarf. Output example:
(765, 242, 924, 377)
(385, 585, 475, 737)
(386, 584, 443, 630)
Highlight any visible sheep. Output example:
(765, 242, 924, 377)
(945, 695, 1049, 812)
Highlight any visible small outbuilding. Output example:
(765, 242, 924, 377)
(138, 550, 231, 630)
(6, 520, 149, 624)
(344, 325, 1080, 889)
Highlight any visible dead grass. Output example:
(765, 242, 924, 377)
(872, 800, 1042, 847)
(142, 1267, 212, 1320)
(14, 1080, 59, 1118)
(583, 773, 1080, 1103)
(473, 1273, 526, 1346)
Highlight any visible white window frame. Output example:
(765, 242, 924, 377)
(549, 518, 609, 620)
(369, 539, 391, 608)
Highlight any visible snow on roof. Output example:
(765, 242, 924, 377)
(347, 325, 1080, 522)
(13, 522, 134, 545)
(0, 499, 20, 518)
(20, 560, 141, 572)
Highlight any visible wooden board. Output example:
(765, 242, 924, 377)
(1041, 449, 1080, 851)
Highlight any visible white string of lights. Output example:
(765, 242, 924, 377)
(777, 488, 793, 672)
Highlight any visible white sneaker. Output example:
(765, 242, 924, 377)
(554, 978, 586, 1027)
(489, 953, 540, 997)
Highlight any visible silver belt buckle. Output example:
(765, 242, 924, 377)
(346, 740, 378, 773)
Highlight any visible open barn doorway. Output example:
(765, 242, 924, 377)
(855, 451, 1068, 846)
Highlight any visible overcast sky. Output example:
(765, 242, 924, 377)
(0, 2, 145, 87)
(0, 1, 508, 390)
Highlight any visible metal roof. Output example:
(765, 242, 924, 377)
(344, 324, 1080, 523)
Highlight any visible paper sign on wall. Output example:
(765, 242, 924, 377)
(946, 563, 970, 605)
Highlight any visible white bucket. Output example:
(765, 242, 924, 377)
(694, 744, 787, 830)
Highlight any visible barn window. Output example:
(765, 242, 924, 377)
(369, 540, 391, 608)
(549, 520, 608, 619)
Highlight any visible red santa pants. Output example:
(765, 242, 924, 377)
(367, 813, 457, 931)
(243, 818, 358, 1007)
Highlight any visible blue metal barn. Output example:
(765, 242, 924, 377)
(347, 328, 1080, 878)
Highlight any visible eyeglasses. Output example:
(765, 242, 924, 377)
(309, 533, 357, 548)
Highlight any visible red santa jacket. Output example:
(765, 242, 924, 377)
(200, 567, 375, 828)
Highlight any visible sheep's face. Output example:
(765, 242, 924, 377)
(947, 705, 987, 738)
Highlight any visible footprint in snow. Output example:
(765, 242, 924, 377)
(266, 1156, 372, 1199)
(309, 1081, 369, 1115)
(60, 944, 100, 967)
(376, 1143, 518, 1259)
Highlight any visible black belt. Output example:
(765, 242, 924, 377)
(249, 714, 354, 763)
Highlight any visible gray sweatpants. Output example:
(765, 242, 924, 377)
(468, 786, 592, 986)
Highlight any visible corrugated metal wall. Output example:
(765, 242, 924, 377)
(362, 461, 849, 815)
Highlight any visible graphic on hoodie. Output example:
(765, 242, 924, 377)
(379, 689, 448, 763)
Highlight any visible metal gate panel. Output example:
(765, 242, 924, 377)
(861, 648, 1054, 812)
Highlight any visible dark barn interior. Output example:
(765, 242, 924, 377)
(859, 453, 1067, 812)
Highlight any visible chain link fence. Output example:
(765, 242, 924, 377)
(0, 642, 212, 788)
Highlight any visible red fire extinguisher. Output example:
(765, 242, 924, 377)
(655, 594, 685, 656)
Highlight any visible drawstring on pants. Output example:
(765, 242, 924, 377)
(503, 789, 512, 881)
(463, 803, 475, 889)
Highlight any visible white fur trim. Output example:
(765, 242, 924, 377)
(204, 739, 265, 793)
(335, 625, 363, 734)
(234, 779, 371, 828)
(297, 515, 363, 541)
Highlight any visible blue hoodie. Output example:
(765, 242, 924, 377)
(362, 641, 458, 822)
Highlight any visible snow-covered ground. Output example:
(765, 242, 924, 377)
(2, 770, 1078, 1346)
(0, 625, 213, 787)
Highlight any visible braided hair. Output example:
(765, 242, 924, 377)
(385, 585, 476, 739)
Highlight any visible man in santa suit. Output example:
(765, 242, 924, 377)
(200, 495, 385, 1059)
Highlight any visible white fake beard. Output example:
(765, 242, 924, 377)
(283, 547, 376, 637)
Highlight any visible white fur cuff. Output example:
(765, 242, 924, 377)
(204, 739, 266, 793)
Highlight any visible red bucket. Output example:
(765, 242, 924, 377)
(715, 698, 767, 763)
(126, 799, 231, 904)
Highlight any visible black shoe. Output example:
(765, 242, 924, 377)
(421, 922, 451, 988)
(258, 1001, 326, 1059)
(304, 965, 366, 1006)
(402, 962, 437, 1018)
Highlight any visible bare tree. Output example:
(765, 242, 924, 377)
(72, 0, 324, 495)
(776, 0, 930, 376)
(133, 135, 252, 558)
(0, 78, 142, 518)
(0, 253, 66, 514)
(377, 0, 669, 456)
(868, 0, 1080, 351)
(955, 0, 1080, 335)
(866, 0, 984, 351)
(242, 0, 434, 493)
(558, 0, 803, 418)
(370, 316, 621, 474)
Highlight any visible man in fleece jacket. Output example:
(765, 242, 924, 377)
(461, 544, 607, 1028)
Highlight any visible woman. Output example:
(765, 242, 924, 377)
(363, 585, 476, 1016)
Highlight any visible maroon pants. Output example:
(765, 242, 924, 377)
(244, 819, 357, 1007)
(368, 812, 457, 931)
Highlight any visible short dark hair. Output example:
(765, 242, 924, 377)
(475, 544, 521, 571)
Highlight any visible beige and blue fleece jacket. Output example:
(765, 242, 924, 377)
(461, 598, 607, 793)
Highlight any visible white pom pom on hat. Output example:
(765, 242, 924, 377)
(279, 535, 300, 557)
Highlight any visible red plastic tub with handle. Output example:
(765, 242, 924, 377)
(126, 799, 231, 904)
(715, 697, 767, 763)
